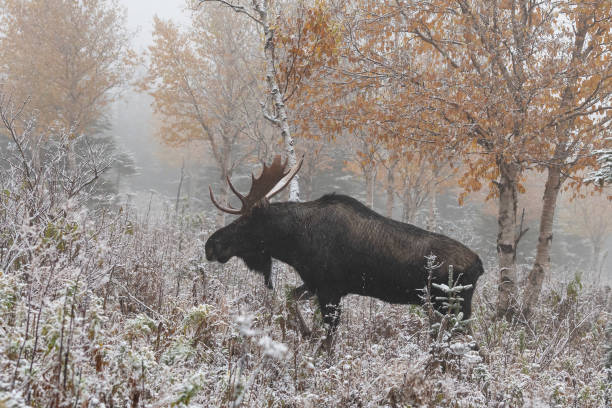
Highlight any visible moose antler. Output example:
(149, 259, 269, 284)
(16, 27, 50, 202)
(209, 154, 304, 215)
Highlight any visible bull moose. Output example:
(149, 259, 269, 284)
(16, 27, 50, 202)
(205, 155, 484, 342)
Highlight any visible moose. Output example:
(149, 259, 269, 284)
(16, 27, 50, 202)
(205, 155, 484, 343)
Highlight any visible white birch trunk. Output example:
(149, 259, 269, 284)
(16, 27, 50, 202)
(496, 161, 520, 320)
(255, 0, 300, 202)
(201, 0, 301, 201)
(523, 165, 561, 315)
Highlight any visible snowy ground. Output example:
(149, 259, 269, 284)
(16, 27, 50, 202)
(1, 194, 610, 407)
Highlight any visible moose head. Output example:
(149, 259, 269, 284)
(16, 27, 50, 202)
(205, 155, 303, 288)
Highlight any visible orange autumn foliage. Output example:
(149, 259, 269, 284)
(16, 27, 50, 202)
(298, 0, 611, 200)
(0, 0, 136, 134)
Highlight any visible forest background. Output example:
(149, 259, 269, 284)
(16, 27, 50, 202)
(0, 0, 611, 407)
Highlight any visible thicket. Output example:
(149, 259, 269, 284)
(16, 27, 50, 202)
(0, 108, 610, 407)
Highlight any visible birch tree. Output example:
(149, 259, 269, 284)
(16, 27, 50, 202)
(196, 0, 300, 200)
(197, 0, 340, 202)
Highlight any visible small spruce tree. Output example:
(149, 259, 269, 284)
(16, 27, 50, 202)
(421, 254, 476, 373)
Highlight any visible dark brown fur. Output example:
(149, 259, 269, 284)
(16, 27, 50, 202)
(206, 194, 484, 335)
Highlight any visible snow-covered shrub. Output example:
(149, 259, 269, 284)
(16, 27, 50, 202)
(1, 103, 609, 407)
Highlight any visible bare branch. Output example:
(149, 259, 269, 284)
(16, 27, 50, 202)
(198, 0, 263, 25)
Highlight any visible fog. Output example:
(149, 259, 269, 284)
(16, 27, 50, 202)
(107, 2, 194, 202)
(124, 0, 189, 51)
(97, 1, 612, 284)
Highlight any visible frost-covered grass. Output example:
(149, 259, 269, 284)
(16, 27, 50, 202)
(1, 197, 610, 407)
(0, 127, 610, 407)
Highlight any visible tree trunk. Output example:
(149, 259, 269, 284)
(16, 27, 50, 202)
(523, 165, 562, 316)
(175, 159, 185, 214)
(591, 242, 602, 279)
(257, 0, 300, 201)
(521, 17, 587, 315)
(301, 160, 315, 201)
(402, 190, 416, 223)
(214, 166, 232, 228)
(426, 186, 437, 230)
(304, 173, 313, 202)
(496, 161, 520, 320)
(385, 165, 394, 218)
(365, 169, 375, 209)
(215, 183, 229, 228)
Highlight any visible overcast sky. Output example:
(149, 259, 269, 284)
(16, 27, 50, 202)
(123, 0, 189, 50)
